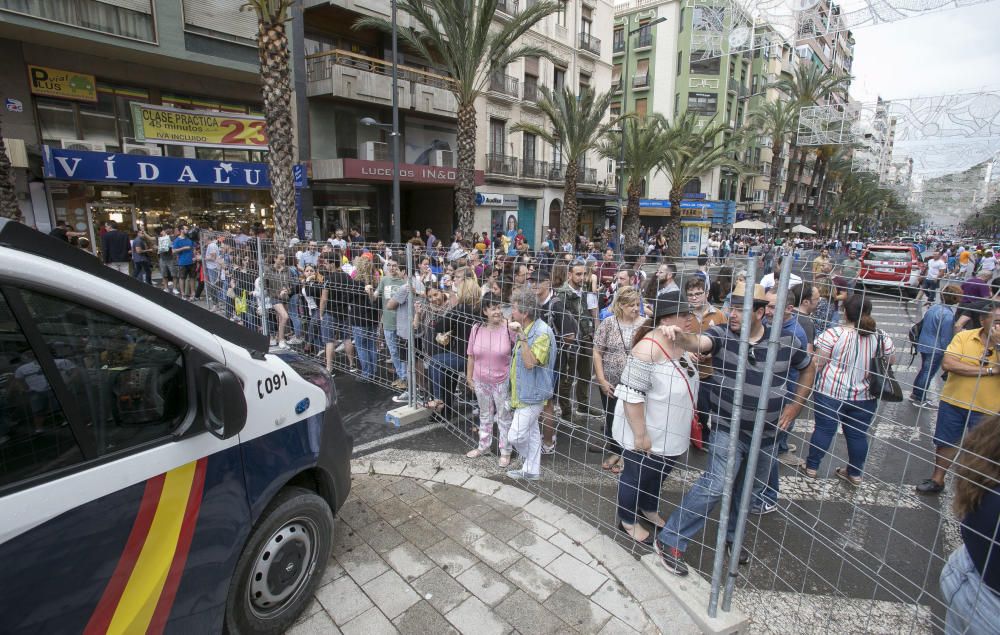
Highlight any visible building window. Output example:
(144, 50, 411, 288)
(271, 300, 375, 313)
(613, 27, 624, 51)
(554, 67, 566, 91)
(581, 6, 592, 35)
(674, 93, 679, 114)
(79, 92, 120, 151)
(37, 99, 77, 147)
(634, 59, 649, 87)
(677, 50, 682, 76)
(556, 0, 567, 26)
(612, 64, 622, 91)
(610, 102, 621, 117)
(679, 7, 684, 31)
(635, 98, 647, 119)
(579, 71, 591, 92)
(683, 178, 702, 195)
(523, 133, 536, 162)
(490, 118, 506, 155)
(687, 92, 717, 114)
(689, 53, 720, 75)
(0, 0, 155, 41)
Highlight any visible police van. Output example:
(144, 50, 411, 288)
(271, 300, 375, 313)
(0, 219, 352, 633)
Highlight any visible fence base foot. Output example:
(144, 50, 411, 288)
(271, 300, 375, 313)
(385, 405, 432, 428)
(640, 553, 750, 635)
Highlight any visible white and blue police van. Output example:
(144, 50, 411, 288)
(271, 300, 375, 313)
(0, 219, 352, 633)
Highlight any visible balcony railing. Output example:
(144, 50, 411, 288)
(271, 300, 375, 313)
(632, 75, 649, 88)
(728, 78, 744, 94)
(635, 30, 653, 48)
(579, 167, 598, 184)
(521, 158, 549, 179)
(485, 153, 518, 177)
(496, 0, 518, 16)
(523, 82, 542, 104)
(549, 163, 565, 181)
(578, 31, 601, 55)
(612, 79, 623, 92)
(306, 48, 457, 91)
(489, 72, 520, 98)
(613, 37, 625, 53)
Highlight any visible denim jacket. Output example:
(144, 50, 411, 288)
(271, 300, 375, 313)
(513, 318, 557, 405)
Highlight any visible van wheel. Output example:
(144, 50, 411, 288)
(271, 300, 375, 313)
(225, 487, 334, 635)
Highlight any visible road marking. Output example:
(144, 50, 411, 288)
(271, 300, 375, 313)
(731, 590, 934, 634)
(352, 422, 445, 455)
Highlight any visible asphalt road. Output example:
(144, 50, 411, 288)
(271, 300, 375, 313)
(334, 251, 950, 634)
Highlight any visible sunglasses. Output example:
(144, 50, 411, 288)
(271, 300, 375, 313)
(677, 356, 696, 378)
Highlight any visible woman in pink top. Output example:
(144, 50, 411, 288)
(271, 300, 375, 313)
(466, 292, 516, 466)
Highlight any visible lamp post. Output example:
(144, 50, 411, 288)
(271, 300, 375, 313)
(361, 0, 401, 244)
(618, 16, 666, 251)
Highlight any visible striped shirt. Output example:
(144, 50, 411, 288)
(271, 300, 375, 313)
(814, 327, 896, 401)
(704, 324, 811, 438)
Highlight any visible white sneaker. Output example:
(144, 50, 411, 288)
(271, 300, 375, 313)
(278, 341, 289, 350)
(334, 342, 346, 353)
(287, 336, 304, 345)
(391, 391, 410, 403)
(506, 469, 541, 481)
(269, 339, 278, 346)
(172, 288, 180, 296)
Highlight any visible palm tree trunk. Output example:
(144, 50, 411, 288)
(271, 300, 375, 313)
(257, 19, 296, 242)
(560, 162, 580, 248)
(623, 181, 641, 249)
(788, 149, 809, 217)
(455, 101, 477, 238)
(806, 155, 825, 227)
(782, 144, 798, 203)
(0, 113, 19, 220)
(664, 187, 683, 259)
(768, 137, 784, 224)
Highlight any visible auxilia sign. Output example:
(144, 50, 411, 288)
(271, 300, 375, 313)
(131, 103, 268, 149)
(342, 159, 484, 185)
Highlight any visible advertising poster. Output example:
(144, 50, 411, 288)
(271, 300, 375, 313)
(28, 65, 97, 102)
(491, 210, 518, 239)
(131, 103, 268, 149)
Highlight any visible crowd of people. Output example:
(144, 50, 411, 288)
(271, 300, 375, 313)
(58, 217, 998, 631)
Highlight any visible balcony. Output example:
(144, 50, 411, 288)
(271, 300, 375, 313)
(578, 31, 601, 56)
(632, 75, 649, 89)
(613, 37, 625, 54)
(728, 78, 743, 94)
(496, 0, 518, 17)
(635, 30, 653, 48)
(612, 79, 623, 93)
(306, 49, 458, 118)
(485, 153, 518, 178)
(548, 163, 565, 182)
(521, 158, 550, 180)
(578, 166, 598, 185)
(488, 72, 520, 99)
(523, 82, 542, 104)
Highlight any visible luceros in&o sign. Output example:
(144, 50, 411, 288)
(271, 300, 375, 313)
(131, 103, 269, 149)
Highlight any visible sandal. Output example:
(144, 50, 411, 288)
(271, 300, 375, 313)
(798, 464, 818, 479)
(425, 399, 445, 413)
(609, 463, 623, 475)
(498, 454, 511, 468)
(835, 467, 862, 487)
(602, 454, 621, 471)
(640, 511, 666, 529)
(466, 448, 485, 458)
(616, 520, 654, 546)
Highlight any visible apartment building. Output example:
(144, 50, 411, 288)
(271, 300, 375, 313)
(613, 0, 746, 244)
(0, 0, 275, 244)
(474, 0, 616, 246)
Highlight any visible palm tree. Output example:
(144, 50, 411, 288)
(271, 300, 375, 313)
(598, 114, 669, 249)
(0, 113, 18, 220)
(243, 0, 297, 241)
(747, 100, 796, 223)
(770, 65, 851, 217)
(356, 0, 558, 238)
(511, 86, 622, 246)
(658, 111, 746, 258)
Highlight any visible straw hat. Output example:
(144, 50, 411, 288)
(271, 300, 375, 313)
(730, 281, 767, 306)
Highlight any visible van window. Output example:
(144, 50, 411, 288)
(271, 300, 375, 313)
(19, 290, 187, 456)
(0, 291, 84, 487)
(866, 249, 911, 262)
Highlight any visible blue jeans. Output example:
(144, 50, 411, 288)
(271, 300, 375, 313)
(288, 294, 304, 338)
(132, 260, 151, 284)
(940, 545, 1000, 635)
(658, 428, 775, 552)
(912, 350, 943, 403)
(205, 267, 222, 303)
(383, 326, 405, 381)
(352, 326, 377, 379)
(755, 418, 797, 508)
(805, 392, 877, 478)
(428, 352, 464, 401)
(617, 450, 675, 525)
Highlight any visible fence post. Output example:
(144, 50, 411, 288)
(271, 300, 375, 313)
(706, 255, 758, 618)
(256, 235, 269, 339)
(406, 242, 416, 407)
(721, 253, 795, 611)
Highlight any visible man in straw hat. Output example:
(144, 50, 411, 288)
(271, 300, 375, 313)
(649, 280, 816, 576)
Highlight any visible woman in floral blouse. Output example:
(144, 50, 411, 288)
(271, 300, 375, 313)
(593, 286, 646, 473)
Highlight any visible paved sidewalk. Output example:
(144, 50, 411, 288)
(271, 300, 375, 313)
(287, 459, 702, 635)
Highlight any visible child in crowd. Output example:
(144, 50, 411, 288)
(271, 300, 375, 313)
(465, 292, 515, 467)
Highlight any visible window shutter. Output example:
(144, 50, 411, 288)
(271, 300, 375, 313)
(183, 0, 258, 41)
(96, 0, 152, 12)
(581, 6, 592, 20)
(524, 56, 539, 76)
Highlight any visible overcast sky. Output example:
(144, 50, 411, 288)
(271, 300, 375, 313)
(850, 2, 1000, 103)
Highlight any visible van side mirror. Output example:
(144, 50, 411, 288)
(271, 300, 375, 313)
(199, 362, 247, 440)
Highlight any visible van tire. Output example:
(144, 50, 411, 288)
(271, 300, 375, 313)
(224, 487, 334, 635)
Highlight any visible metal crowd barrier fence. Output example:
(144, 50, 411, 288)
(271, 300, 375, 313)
(194, 231, 999, 634)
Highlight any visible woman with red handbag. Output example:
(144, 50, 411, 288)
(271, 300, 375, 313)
(612, 291, 699, 546)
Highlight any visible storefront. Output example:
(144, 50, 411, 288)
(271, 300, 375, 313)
(43, 147, 274, 251)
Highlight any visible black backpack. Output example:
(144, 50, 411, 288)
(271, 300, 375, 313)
(908, 316, 924, 362)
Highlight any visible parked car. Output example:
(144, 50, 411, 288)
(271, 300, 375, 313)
(857, 243, 923, 298)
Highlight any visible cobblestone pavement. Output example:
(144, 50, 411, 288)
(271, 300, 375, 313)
(286, 461, 701, 635)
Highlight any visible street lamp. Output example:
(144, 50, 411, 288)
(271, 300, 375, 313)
(618, 16, 666, 250)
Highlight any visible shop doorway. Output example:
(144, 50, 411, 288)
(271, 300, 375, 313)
(86, 203, 136, 257)
(319, 207, 367, 241)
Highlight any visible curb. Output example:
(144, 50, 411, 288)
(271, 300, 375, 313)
(353, 455, 726, 634)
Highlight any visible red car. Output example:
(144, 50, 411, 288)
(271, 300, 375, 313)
(858, 244, 923, 297)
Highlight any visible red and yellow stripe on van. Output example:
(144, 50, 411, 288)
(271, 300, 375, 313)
(84, 458, 208, 635)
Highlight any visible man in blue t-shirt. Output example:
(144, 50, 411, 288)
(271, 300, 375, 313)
(172, 229, 195, 300)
